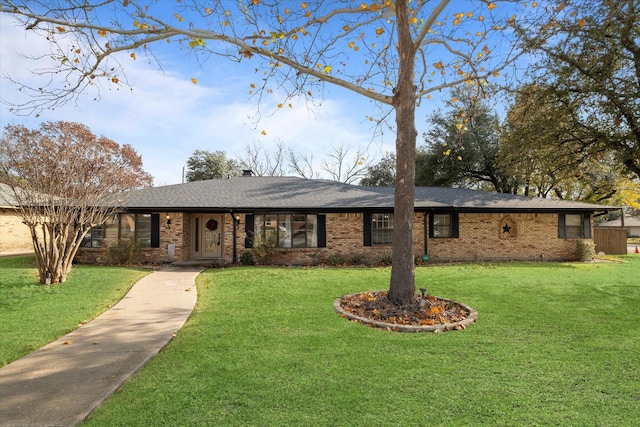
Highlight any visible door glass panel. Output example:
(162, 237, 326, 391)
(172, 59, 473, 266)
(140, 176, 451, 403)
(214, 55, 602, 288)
(194, 217, 199, 252)
(204, 217, 219, 251)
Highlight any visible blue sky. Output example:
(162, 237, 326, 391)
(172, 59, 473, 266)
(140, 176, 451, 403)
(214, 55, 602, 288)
(1, 13, 408, 186)
(0, 3, 522, 186)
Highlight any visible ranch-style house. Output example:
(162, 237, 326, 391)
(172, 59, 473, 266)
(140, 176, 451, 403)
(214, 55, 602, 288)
(75, 173, 612, 265)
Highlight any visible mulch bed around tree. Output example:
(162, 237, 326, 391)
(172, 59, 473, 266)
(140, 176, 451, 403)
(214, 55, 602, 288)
(338, 290, 471, 330)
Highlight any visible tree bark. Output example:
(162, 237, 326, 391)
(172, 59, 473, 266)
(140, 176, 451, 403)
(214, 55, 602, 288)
(388, 0, 418, 305)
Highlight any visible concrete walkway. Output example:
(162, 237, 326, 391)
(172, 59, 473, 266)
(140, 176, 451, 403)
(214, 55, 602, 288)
(0, 266, 202, 427)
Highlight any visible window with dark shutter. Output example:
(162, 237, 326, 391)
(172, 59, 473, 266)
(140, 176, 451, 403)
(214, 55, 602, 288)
(429, 213, 459, 238)
(558, 214, 591, 239)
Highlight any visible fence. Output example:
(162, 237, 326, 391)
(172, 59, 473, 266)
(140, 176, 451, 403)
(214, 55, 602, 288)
(593, 227, 628, 255)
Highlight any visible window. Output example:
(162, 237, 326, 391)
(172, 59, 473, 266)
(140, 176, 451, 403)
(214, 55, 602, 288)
(363, 212, 394, 246)
(120, 214, 135, 241)
(135, 214, 152, 247)
(104, 214, 119, 242)
(253, 214, 320, 248)
(82, 213, 158, 248)
(558, 214, 591, 239)
(428, 213, 459, 238)
(371, 213, 393, 245)
(432, 214, 451, 238)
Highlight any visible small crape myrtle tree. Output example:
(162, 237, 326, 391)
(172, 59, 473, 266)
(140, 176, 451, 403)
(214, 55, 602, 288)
(0, 1, 550, 303)
(0, 121, 153, 284)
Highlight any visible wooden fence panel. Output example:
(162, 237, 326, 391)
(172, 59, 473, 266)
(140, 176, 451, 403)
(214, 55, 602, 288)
(594, 227, 627, 254)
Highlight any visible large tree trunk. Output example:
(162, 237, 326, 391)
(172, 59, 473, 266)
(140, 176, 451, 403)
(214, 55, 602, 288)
(388, 0, 418, 305)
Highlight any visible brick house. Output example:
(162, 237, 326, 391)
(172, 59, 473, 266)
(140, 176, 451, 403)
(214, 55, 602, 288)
(0, 183, 34, 255)
(75, 175, 611, 265)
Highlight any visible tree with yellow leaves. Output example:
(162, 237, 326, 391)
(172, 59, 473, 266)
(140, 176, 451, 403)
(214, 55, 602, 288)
(0, 1, 544, 304)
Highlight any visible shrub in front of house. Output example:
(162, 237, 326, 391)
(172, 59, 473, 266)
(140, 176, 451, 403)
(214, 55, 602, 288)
(576, 239, 596, 261)
(106, 239, 142, 265)
(240, 251, 254, 265)
(252, 233, 278, 264)
(323, 252, 349, 266)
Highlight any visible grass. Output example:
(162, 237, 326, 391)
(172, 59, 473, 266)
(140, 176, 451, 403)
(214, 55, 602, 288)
(0, 256, 150, 366)
(84, 256, 640, 426)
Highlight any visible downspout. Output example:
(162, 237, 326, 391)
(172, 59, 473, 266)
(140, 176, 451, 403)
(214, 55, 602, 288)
(423, 212, 429, 261)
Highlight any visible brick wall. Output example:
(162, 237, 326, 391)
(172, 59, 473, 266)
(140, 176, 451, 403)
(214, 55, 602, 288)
(428, 213, 584, 262)
(75, 212, 188, 264)
(235, 212, 586, 265)
(235, 213, 426, 266)
(0, 209, 34, 254)
(76, 211, 589, 265)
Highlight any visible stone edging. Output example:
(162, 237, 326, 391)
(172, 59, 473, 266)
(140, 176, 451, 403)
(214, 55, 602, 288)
(334, 294, 478, 333)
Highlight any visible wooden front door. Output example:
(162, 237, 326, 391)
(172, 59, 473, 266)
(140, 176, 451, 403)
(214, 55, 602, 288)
(192, 214, 223, 259)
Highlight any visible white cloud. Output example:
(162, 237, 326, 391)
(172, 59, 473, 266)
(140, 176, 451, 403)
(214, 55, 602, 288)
(1, 14, 399, 186)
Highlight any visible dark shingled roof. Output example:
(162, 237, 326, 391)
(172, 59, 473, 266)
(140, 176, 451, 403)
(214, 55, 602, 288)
(0, 183, 19, 208)
(115, 176, 611, 213)
(412, 186, 609, 211)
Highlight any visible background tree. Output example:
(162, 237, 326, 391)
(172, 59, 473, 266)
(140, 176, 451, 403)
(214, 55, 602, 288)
(499, 84, 630, 202)
(360, 152, 396, 186)
(239, 141, 288, 177)
(416, 91, 518, 192)
(0, 1, 538, 304)
(515, 0, 640, 180)
(320, 142, 372, 184)
(288, 149, 316, 179)
(239, 140, 371, 182)
(185, 149, 241, 182)
(0, 121, 152, 284)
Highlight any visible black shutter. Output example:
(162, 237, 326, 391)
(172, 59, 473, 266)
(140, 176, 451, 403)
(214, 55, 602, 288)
(244, 214, 254, 248)
(150, 214, 160, 248)
(363, 212, 372, 246)
(317, 214, 326, 248)
(428, 213, 434, 238)
(583, 215, 591, 239)
(558, 214, 566, 238)
(451, 213, 459, 238)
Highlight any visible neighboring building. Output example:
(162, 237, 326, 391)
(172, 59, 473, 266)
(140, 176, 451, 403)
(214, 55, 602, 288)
(0, 183, 33, 255)
(75, 175, 612, 265)
(598, 215, 640, 237)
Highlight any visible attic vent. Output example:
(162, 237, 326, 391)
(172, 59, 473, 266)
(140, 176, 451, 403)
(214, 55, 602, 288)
(242, 169, 254, 176)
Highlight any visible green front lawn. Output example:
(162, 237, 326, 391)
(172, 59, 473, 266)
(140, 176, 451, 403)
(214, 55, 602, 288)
(85, 257, 640, 426)
(0, 256, 150, 366)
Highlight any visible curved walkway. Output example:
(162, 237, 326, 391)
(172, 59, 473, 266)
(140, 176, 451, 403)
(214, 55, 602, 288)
(0, 266, 202, 427)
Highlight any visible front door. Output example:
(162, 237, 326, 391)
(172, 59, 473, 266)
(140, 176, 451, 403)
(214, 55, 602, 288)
(192, 214, 223, 259)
